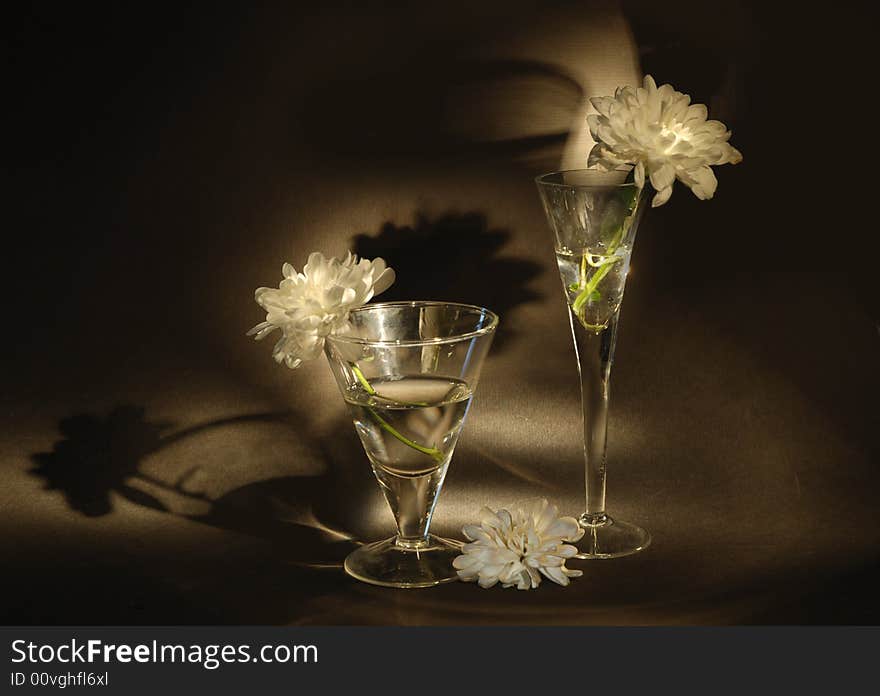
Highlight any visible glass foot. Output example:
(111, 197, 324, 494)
(344, 535, 462, 588)
(574, 513, 651, 559)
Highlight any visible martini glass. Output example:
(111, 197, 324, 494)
(536, 168, 651, 558)
(324, 301, 498, 588)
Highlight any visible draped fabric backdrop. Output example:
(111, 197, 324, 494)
(3, 1, 877, 624)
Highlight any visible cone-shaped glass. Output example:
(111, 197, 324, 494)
(536, 168, 651, 558)
(324, 301, 498, 587)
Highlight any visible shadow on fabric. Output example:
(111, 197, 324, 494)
(353, 212, 543, 350)
(28, 404, 368, 560)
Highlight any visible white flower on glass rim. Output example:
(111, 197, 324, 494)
(587, 75, 742, 207)
(453, 499, 584, 590)
(248, 251, 395, 369)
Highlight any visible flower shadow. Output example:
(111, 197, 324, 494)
(28, 404, 373, 564)
(352, 212, 543, 350)
(29, 405, 176, 517)
(19, 403, 380, 622)
(22, 405, 408, 625)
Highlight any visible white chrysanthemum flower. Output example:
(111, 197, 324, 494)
(453, 499, 584, 590)
(248, 251, 395, 369)
(587, 75, 742, 207)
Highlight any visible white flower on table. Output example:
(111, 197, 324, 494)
(587, 75, 742, 207)
(453, 499, 584, 590)
(248, 252, 395, 369)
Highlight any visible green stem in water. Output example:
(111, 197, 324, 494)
(572, 261, 615, 315)
(365, 407, 445, 463)
(570, 170, 641, 319)
(349, 363, 444, 463)
(351, 363, 377, 395)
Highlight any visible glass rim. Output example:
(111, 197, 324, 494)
(534, 166, 637, 190)
(326, 300, 500, 347)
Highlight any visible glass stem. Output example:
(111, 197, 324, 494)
(568, 310, 620, 526)
(390, 474, 437, 546)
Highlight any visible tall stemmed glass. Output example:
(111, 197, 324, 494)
(324, 301, 498, 587)
(536, 168, 650, 558)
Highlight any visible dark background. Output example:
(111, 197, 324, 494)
(5, 1, 877, 342)
(2, 1, 877, 624)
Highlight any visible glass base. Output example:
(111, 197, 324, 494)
(574, 513, 651, 559)
(344, 535, 462, 588)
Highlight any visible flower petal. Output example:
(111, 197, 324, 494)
(583, 77, 740, 199)
(649, 162, 676, 192)
(454, 498, 585, 590)
(541, 565, 571, 586)
(687, 166, 718, 200)
(634, 160, 645, 189)
(372, 267, 396, 296)
(590, 96, 615, 117)
(250, 251, 396, 369)
(651, 185, 673, 207)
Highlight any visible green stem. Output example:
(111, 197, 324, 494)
(570, 171, 641, 318)
(572, 261, 615, 315)
(606, 219, 627, 253)
(365, 407, 445, 463)
(349, 363, 444, 463)
(351, 364, 377, 395)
